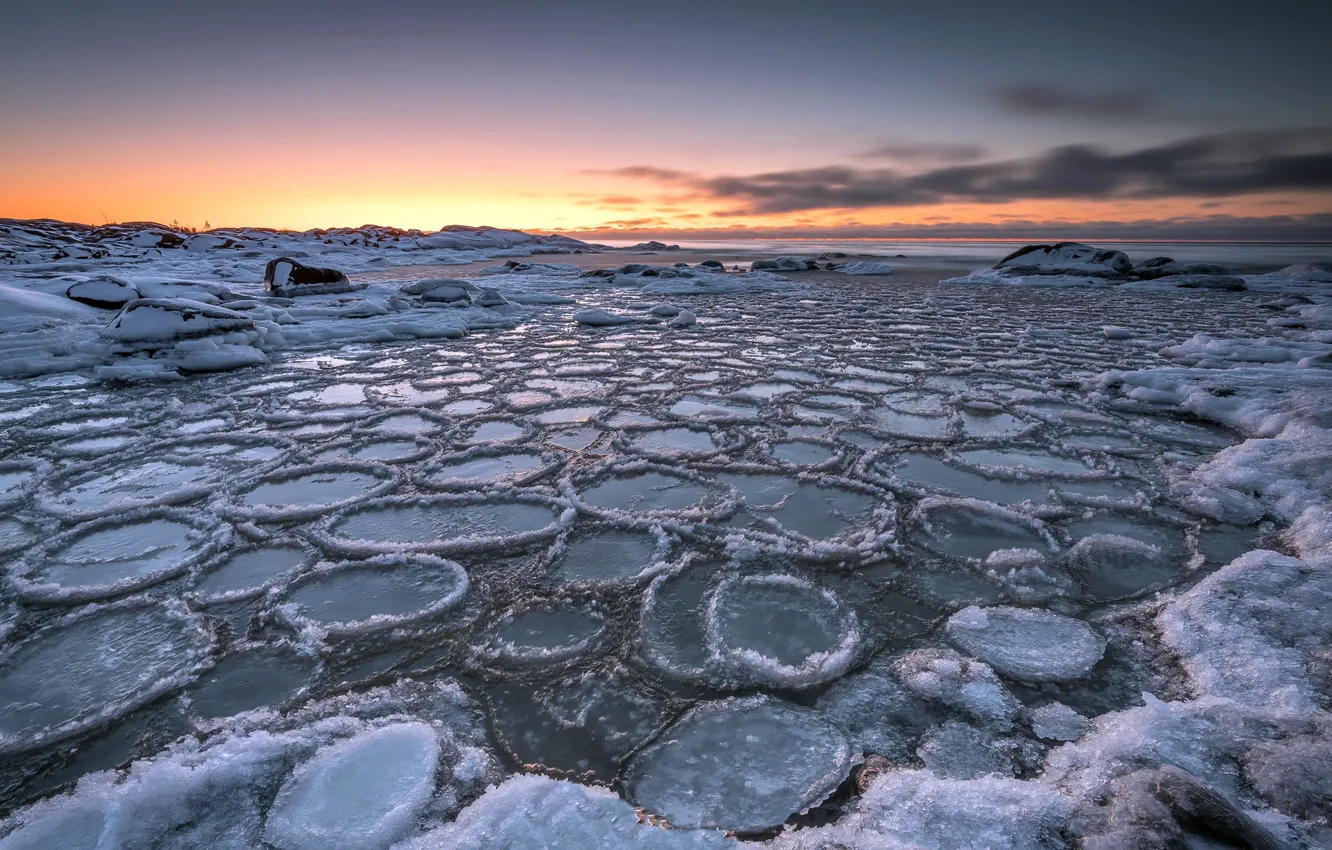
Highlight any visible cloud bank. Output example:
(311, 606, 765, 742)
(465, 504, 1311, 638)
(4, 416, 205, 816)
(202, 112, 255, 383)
(598, 128, 1332, 215)
(560, 212, 1332, 243)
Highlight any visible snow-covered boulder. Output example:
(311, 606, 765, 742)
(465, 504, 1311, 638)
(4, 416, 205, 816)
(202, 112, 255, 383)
(399, 774, 733, 849)
(1158, 549, 1332, 713)
(479, 260, 581, 276)
(836, 261, 894, 275)
(1134, 256, 1188, 279)
(100, 298, 273, 377)
(420, 286, 473, 305)
(1272, 262, 1332, 282)
(102, 298, 256, 344)
(65, 276, 141, 310)
(994, 242, 1132, 278)
(264, 257, 359, 297)
(771, 769, 1073, 850)
(183, 233, 246, 252)
(473, 288, 509, 307)
(399, 278, 478, 296)
(573, 309, 642, 327)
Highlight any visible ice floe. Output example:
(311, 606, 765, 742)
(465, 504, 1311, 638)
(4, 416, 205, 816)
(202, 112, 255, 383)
(275, 554, 469, 639)
(945, 605, 1106, 682)
(263, 723, 439, 850)
(0, 600, 212, 753)
(625, 696, 856, 833)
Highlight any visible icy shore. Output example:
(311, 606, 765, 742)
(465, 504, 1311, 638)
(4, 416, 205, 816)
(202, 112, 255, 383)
(0, 225, 1329, 848)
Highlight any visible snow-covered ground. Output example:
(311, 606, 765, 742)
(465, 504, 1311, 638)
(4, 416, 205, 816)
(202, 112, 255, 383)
(1, 226, 1330, 848)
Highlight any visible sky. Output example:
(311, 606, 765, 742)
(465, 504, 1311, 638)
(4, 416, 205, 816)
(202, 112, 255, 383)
(2, 0, 1330, 240)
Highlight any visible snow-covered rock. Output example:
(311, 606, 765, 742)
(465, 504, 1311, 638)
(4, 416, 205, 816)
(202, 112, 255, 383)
(993, 242, 1132, 278)
(480, 260, 582, 276)
(772, 769, 1073, 850)
(100, 298, 274, 377)
(1268, 262, 1332, 283)
(1133, 256, 1188, 279)
(836, 260, 894, 275)
(1158, 549, 1332, 713)
(420, 286, 473, 304)
(473, 288, 509, 307)
(573, 308, 641, 327)
(670, 309, 697, 328)
(65, 276, 141, 309)
(397, 774, 734, 849)
(399, 278, 479, 296)
(102, 298, 256, 344)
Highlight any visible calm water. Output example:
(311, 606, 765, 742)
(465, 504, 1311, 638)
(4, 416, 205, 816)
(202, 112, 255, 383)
(650, 239, 1332, 272)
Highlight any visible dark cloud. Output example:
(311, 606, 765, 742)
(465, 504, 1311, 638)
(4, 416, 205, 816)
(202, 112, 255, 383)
(560, 212, 1332, 242)
(855, 141, 987, 163)
(609, 128, 1332, 214)
(586, 166, 694, 182)
(993, 84, 1155, 118)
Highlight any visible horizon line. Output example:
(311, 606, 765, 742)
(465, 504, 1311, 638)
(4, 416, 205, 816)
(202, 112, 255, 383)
(4, 215, 1331, 246)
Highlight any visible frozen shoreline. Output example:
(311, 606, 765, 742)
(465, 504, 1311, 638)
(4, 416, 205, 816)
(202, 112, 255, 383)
(0, 222, 1329, 849)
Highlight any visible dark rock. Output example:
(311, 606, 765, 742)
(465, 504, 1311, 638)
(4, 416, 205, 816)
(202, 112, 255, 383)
(1245, 734, 1332, 821)
(621, 263, 653, 274)
(1153, 766, 1291, 850)
(264, 257, 356, 296)
(640, 268, 659, 277)
(624, 241, 680, 251)
(1082, 766, 1292, 850)
(697, 259, 724, 269)
(1171, 274, 1246, 291)
(1183, 263, 1234, 276)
